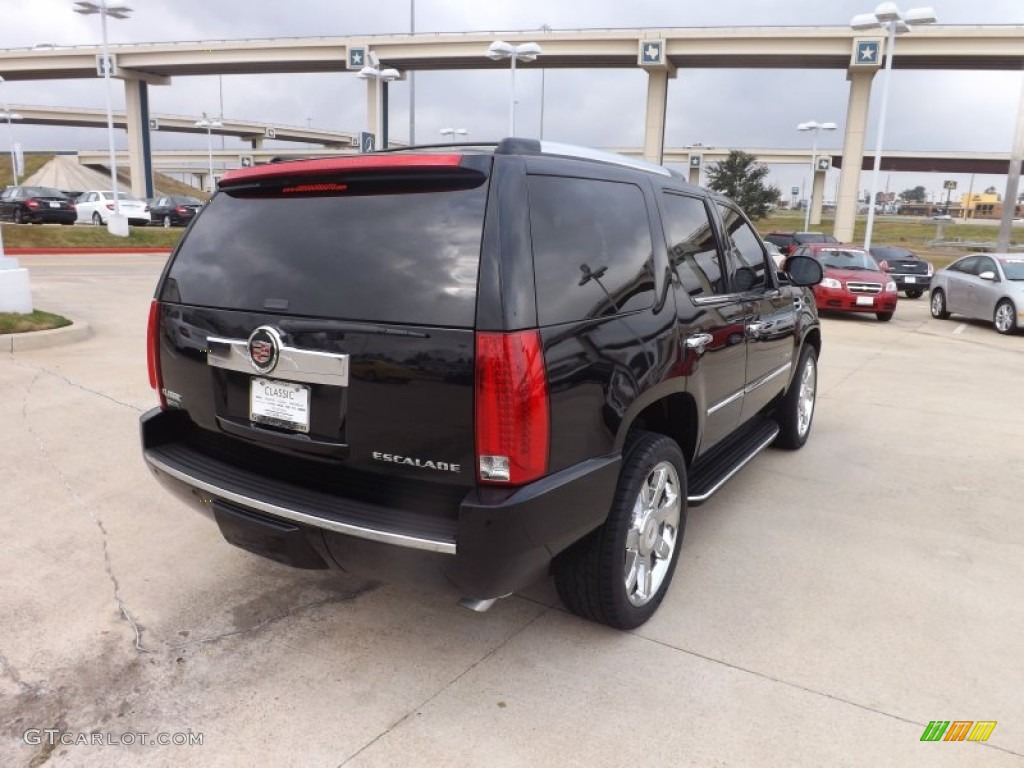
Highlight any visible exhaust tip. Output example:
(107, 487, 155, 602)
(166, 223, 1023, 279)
(458, 597, 498, 613)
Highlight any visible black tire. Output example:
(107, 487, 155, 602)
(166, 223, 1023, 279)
(553, 431, 687, 629)
(92, 212, 103, 225)
(930, 289, 950, 319)
(774, 344, 817, 450)
(163, 215, 172, 228)
(60, 220, 74, 226)
(876, 312, 894, 322)
(13, 209, 24, 224)
(905, 290, 923, 299)
(994, 299, 1018, 335)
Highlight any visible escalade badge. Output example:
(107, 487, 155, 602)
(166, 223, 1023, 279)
(247, 326, 281, 374)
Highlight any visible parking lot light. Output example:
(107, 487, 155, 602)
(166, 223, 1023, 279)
(194, 116, 223, 194)
(486, 41, 542, 137)
(0, 78, 25, 186)
(357, 54, 400, 150)
(798, 121, 837, 232)
(851, 3, 938, 250)
(73, 0, 134, 236)
(439, 127, 468, 143)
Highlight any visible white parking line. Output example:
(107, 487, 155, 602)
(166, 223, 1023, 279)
(953, 323, 967, 334)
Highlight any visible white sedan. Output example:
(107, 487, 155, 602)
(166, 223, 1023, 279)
(75, 190, 151, 226)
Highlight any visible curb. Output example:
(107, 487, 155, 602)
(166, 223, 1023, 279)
(1, 318, 93, 352)
(6, 248, 173, 255)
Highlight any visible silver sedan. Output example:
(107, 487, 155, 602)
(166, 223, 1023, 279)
(930, 253, 1024, 334)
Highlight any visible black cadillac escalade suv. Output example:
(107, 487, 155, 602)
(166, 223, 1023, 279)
(141, 139, 823, 629)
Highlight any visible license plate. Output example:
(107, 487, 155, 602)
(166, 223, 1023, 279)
(250, 378, 310, 433)
(856, 296, 875, 306)
(49, 202, 60, 208)
(905, 276, 916, 283)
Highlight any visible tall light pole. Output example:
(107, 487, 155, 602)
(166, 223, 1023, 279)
(409, 0, 415, 145)
(195, 115, 223, 195)
(73, 0, 133, 236)
(851, 3, 937, 249)
(539, 24, 552, 139)
(357, 54, 400, 150)
(439, 127, 468, 144)
(486, 41, 542, 137)
(797, 120, 837, 232)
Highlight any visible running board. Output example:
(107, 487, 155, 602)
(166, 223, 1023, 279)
(687, 418, 780, 505)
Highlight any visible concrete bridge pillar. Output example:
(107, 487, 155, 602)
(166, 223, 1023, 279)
(365, 79, 378, 147)
(810, 169, 827, 226)
(834, 69, 876, 242)
(123, 79, 153, 199)
(643, 69, 670, 165)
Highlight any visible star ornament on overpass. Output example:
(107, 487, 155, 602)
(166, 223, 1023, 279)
(856, 41, 880, 64)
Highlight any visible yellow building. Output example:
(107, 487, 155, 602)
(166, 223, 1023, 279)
(959, 191, 1020, 220)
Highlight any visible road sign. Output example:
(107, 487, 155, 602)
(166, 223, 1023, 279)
(638, 40, 666, 67)
(853, 40, 881, 67)
(265, 127, 276, 139)
(688, 154, 702, 169)
(239, 155, 254, 168)
(95, 53, 118, 77)
(348, 47, 366, 70)
(943, 180, 957, 190)
(360, 131, 375, 153)
(815, 156, 831, 172)
(791, 186, 800, 196)
(148, 118, 160, 131)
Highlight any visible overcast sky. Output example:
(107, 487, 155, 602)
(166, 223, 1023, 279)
(2, 0, 1023, 199)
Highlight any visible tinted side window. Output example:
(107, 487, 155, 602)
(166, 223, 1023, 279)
(976, 257, 997, 276)
(661, 192, 728, 298)
(951, 256, 980, 275)
(717, 204, 768, 292)
(528, 176, 655, 325)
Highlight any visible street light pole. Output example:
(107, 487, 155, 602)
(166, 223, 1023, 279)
(0, 77, 23, 186)
(851, 3, 937, 250)
(439, 127, 468, 144)
(486, 41, 542, 137)
(797, 120, 837, 232)
(195, 115, 223, 195)
(73, 0, 133, 236)
(358, 55, 400, 150)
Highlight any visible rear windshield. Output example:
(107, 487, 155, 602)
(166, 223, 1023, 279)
(162, 176, 488, 327)
(872, 247, 915, 260)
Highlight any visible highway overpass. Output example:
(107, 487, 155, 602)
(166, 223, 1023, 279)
(5, 104, 358, 148)
(3, 24, 1022, 238)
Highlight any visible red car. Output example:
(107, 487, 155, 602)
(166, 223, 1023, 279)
(787, 243, 898, 322)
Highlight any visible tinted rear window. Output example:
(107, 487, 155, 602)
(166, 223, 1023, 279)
(162, 178, 488, 327)
(528, 175, 654, 326)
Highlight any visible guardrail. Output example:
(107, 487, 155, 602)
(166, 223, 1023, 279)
(926, 239, 1024, 251)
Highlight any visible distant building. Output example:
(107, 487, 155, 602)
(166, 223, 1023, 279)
(959, 191, 1021, 220)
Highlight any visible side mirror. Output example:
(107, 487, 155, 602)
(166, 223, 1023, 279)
(978, 270, 996, 281)
(784, 255, 823, 287)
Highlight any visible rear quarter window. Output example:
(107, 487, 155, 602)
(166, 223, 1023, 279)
(527, 175, 655, 326)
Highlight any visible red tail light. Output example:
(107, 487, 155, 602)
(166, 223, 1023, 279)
(175, 206, 187, 214)
(147, 300, 166, 409)
(26, 199, 40, 209)
(475, 331, 549, 485)
(105, 203, 115, 210)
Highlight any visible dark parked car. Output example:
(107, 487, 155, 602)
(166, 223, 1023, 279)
(149, 195, 202, 227)
(140, 139, 823, 629)
(869, 245, 933, 299)
(0, 185, 76, 224)
(765, 231, 839, 256)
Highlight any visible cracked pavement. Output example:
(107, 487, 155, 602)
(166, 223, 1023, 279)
(1, 253, 1023, 767)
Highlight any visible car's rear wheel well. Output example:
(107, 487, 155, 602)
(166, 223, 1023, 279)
(626, 393, 698, 467)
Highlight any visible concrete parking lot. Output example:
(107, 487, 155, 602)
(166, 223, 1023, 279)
(2, 253, 1022, 767)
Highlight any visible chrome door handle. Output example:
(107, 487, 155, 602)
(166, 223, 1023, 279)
(684, 333, 713, 350)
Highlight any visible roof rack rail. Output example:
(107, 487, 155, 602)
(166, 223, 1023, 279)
(494, 138, 672, 177)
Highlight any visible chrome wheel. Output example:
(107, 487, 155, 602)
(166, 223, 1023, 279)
(624, 461, 681, 607)
(994, 301, 1016, 334)
(931, 290, 948, 319)
(797, 354, 817, 439)
(163, 215, 172, 228)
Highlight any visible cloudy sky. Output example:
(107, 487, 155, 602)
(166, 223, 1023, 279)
(2, 0, 1023, 199)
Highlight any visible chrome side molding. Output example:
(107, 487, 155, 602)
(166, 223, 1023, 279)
(207, 335, 349, 387)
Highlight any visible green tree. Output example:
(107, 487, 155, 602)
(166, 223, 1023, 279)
(704, 150, 779, 219)
(900, 186, 927, 203)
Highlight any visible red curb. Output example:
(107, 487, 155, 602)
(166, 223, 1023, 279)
(5, 248, 173, 255)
